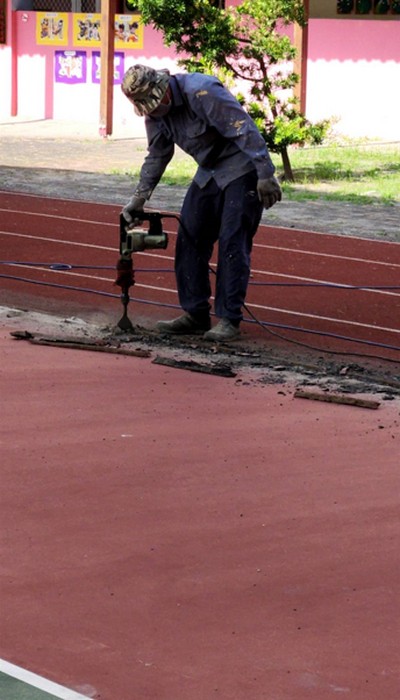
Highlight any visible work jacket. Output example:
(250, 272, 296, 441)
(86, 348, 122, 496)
(137, 72, 275, 199)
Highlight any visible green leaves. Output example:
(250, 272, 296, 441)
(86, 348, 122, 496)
(138, 0, 236, 59)
(138, 0, 330, 179)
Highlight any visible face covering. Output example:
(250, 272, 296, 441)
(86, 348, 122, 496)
(149, 96, 172, 118)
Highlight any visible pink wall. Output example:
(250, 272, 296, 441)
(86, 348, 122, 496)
(309, 18, 400, 62)
(307, 19, 400, 139)
(0, 11, 399, 140)
(0, 12, 180, 132)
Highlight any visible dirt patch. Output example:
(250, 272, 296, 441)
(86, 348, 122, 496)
(2, 306, 399, 403)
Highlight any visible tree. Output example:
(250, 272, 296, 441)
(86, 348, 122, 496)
(137, 0, 329, 181)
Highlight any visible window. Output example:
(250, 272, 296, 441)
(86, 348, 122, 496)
(32, 0, 101, 10)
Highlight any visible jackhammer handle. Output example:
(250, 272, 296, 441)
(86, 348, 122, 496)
(125, 210, 162, 224)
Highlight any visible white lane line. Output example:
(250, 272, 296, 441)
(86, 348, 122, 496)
(0, 229, 117, 252)
(0, 208, 117, 227)
(3, 256, 400, 297)
(2, 231, 399, 284)
(2, 228, 400, 270)
(6, 265, 399, 335)
(4, 264, 178, 296)
(246, 300, 400, 335)
(249, 269, 400, 297)
(253, 242, 400, 268)
(0, 231, 173, 261)
(2, 228, 400, 271)
(1, 197, 399, 247)
(0, 658, 93, 699)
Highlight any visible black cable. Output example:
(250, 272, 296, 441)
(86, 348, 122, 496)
(2, 214, 399, 362)
(242, 303, 400, 364)
(2, 261, 399, 290)
(171, 213, 400, 362)
(2, 270, 400, 362)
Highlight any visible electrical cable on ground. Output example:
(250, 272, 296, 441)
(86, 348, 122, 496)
(1, 261, 399, 290)
(3, 268, 400, 362)
(172, 214, 400, 363)
(2, 211, 399, 363)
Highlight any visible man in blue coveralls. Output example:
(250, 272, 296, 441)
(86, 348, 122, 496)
(121, 64, 281, 342)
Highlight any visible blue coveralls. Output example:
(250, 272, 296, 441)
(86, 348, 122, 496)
(137, 73, 275, 323)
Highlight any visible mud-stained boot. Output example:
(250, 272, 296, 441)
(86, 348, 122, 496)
(156, 313, 211, 335)
(203, 319, 241, 342)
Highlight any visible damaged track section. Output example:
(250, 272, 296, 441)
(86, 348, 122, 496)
(9, 329, 238, 379)
(5, 306, 400, 400)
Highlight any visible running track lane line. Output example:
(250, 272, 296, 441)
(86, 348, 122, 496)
(0, 659, 92, 700)
(1, 208, 399, 348)
(1, 218, 400, 270)
(3, 257, 400, 300)
(2, 235, 399, 335)
(3, 264, 399, 337)
(2, 230, 400, 282)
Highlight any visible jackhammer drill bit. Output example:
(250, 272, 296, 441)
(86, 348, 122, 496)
(114, 256, 135, 331)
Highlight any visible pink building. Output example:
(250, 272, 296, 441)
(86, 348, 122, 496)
(0, 0, 399, 140)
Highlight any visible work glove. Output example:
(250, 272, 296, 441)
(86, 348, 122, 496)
(257, 176, 282, 210)
(121, 194, 146, 225)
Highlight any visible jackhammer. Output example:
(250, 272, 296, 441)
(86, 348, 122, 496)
(114, 211, 169, 331)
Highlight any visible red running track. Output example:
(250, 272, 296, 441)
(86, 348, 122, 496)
(1, 191, 399, 360)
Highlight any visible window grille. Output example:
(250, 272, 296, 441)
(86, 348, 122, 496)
(32, 0, 100, 10)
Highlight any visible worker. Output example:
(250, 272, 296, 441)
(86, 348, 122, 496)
(121, 64, 281, 342)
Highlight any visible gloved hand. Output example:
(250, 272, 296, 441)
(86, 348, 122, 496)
(121, 194, 146, 225)
(257, 176, 282, 209)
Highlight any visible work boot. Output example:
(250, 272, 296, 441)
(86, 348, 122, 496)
(203, 319, 241, 342)
(156, 313, 211, 335)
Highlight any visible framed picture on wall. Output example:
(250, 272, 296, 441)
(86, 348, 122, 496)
(55, 50, 87, 84)
(72, 13, 144, 48)
(36, 13, 68, 46)
(91, 50, 124, 83)
(114, 14, 143, 49)
(74, 13, 101, 47)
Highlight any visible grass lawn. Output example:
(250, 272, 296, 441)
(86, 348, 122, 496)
(115, 142, 400, 206)
(279, 143, 400, 205)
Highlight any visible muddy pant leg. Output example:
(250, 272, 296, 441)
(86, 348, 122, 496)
(215, 171, 263, 323)
(175, 179, 222, 318)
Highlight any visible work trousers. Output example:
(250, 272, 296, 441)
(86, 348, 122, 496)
(175, 170, 263, 323)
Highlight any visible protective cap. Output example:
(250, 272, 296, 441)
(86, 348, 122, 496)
(121, 64, 170, 116)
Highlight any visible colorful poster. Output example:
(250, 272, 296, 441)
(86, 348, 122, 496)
(92, 51, 125, 84)
(72, 13, 143, 48)
(114, 14, 143, 49)
(36, 13, 68, 46)
(55, 50, 87, 84)
(73, 13, 101, 47)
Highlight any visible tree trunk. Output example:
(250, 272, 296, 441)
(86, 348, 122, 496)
(280, 146, 295, 182)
